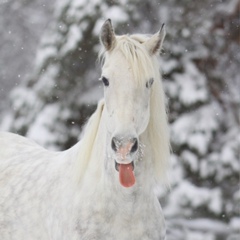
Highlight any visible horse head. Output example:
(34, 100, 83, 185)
(99, 19, 167, 188)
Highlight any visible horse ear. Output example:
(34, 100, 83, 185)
(100, 19, 116, 51)
(144, 24, 166, 55)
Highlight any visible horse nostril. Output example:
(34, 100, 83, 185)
(111, 137, 118, 152)
(131, 138, 138, 153)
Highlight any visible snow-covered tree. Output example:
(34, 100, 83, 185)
(0, 0, 54, 110)
(161, 1, 240, 239)
(1, 0, 239, 239)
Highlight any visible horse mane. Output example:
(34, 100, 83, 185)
(148, 57, 170, 183)
(99, 34, 155, 87)
(73, 99, 104, 183)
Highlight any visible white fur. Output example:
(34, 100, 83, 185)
(0, 30, 170, 240)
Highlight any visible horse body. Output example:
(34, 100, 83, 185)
(0, 132, 80, 239)
(0, 20, 170, 240)
(0, 128, 165, 240)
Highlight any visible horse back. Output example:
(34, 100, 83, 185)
(0, 132, 75, 239)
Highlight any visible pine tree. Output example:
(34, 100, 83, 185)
(162, 1, 240, 239)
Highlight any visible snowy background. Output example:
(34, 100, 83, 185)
(0, 0, 239, 239)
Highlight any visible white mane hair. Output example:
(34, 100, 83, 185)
(76, 34, 170, 184)
(73, 99, 105, 182)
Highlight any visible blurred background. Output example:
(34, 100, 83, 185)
(0, 0, 239, 239)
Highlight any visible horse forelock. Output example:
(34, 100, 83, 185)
(99, 34, 156, 87)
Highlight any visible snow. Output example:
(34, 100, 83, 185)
(230, 217, 240, 232)
(164, 81, 178, 99)
(93, 5, 128, 36)
(70, 0, 102, 10)
(171, 113, 211, 154)
(220, 145, 236, 165)
(181, 150, 198, 172)
(0, 112, 13, 131)
(185, 230, 215, 240)
(164, 181, 223, 217)
(35, 46, 57, 72)
(78, 84, 103, 105)
(199, 156, 216, 179)
(233, 189, 240, 201)
(169, 154, 184, 186)
(104, 6, 128, 23)
(60, 24, 83, 56)
(171, 113, 192, 145)
(181, 28, 190, 38)
(27, 104, 62, 150)
(188, 133, 209, 155)
(217, 0, 239, 14)
(208, 188, 223, 214)
(67, 0, 102, 20)
(7, 87, 43, 131)
(161, 59, 178, 75)
(34, 64, 60, 98)
(174, 61, 208, 107)
(55, 0, 71, 17)
(171, 104, 220, 155)
(183, 218, 229, 233)
(167, 217, 233, 240)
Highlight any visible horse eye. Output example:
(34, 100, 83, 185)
(146, 78, 154, 88)
(101, 77, 109, 87)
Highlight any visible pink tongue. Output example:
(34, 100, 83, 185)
(119, 163, 135, 188)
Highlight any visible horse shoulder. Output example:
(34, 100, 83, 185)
(0, 132, 78, 239)
(0, 132, 66, 188)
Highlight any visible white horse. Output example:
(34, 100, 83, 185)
(0, 19, 170, 240)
